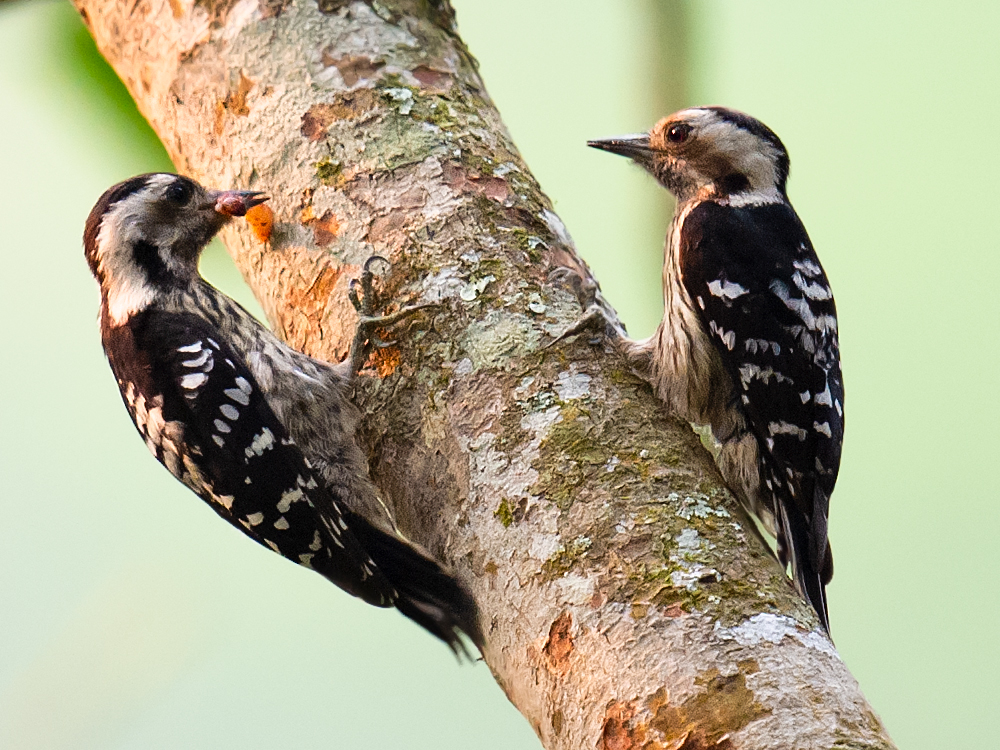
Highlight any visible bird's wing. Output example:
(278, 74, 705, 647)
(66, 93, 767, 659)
(679, 200, 843, 626)
(104, 308, 397, 607)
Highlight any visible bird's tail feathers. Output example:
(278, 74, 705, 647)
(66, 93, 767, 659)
(344, 510, 484, 659)
(776, 501, 831, 637)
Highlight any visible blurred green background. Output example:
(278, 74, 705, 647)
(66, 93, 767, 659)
(0, 0, 996, 747)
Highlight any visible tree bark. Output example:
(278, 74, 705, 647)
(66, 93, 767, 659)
(72, 1, 896, 748)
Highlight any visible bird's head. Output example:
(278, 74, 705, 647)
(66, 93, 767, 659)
(588, 107, 790, 205)
(83, 173, 268, 323)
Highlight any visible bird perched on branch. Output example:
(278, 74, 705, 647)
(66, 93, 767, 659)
(589, 107, 843, 633)
(84, 173, 482, 654)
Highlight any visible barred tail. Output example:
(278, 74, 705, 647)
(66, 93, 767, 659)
(344, 510, 484, 658)
(777, 498, 832, 636)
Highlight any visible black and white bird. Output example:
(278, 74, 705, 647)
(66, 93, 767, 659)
(84, 172, 482, 654)
(589, 107, 843, 633)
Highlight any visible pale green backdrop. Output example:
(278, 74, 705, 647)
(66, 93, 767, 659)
(0, 1, 996, 747)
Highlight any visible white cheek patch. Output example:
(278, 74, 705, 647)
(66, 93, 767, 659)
(106, 282, 157, 327)
(92, 177, 208, 326)
(94, 192, 158, 326)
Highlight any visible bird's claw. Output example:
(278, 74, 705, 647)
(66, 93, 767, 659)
(543, 303, 621, 350)
(349, 255, 391, 318)
(346, 257, 436, 374)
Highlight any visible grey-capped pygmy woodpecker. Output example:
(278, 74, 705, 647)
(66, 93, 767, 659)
(84, 173, 482, 654)
(589, 107, 843, 633)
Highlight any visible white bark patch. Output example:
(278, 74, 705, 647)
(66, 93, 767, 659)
(555, 370, 591, 401)
(459, 275, 494, 301)
(555, 573, 594, 605)
(716, 613, 838, 657)
(461, 311, 540, 370)
(513, 375, 536, 398)
(527, 293, 547, 314)
(310, 3, 418, 68)
(540, 209, 575, 249)
(674, 493, 731, 520)
(219, 0, 258, 42)
(668, 528, 721, 591)
(421, 266, 466, 302)
(529, 533, 562, 561)
(467, 432, 534, 503)
(676, 527, 702, 550)
(385, 87, 413, 114)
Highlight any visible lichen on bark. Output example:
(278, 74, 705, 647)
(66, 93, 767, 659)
(73, 1, 896, 748)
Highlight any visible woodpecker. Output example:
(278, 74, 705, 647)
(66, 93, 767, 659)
(84, 173, 482, 654)
(589, 108, 842, 633)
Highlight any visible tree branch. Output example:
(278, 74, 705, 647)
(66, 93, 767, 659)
(73, 1, 896, 747)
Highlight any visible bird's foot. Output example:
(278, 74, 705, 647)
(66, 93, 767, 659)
(544, 303, 623, 350)
(347, 256, 436, 374)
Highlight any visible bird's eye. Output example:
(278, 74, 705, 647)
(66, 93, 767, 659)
(165, 181, 193, 205)
(666, 123, 692, 144)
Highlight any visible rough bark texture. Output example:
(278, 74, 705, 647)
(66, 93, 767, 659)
(73, 1, 896, 748)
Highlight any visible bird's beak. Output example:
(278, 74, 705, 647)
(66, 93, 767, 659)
(208, 190, 270, 217)
(587, 134, 655, 163)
